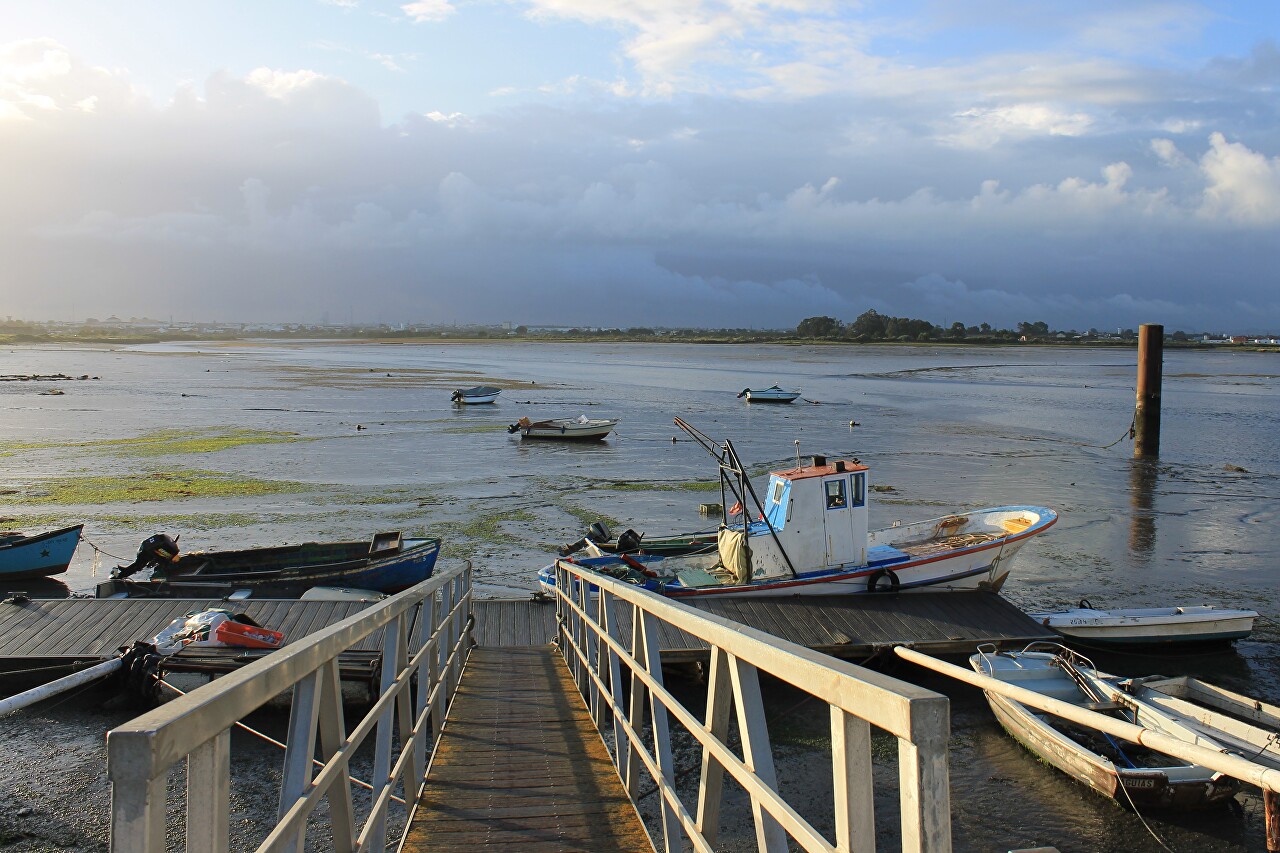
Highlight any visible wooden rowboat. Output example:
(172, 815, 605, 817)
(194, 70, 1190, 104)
(96, 531, 440, 598)
(971, 643, 1239, 809)
(0, 524, 83, 579)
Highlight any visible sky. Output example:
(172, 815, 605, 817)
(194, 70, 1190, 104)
(1, 1, 1278, 332)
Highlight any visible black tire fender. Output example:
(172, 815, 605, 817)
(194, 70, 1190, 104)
(866, 569, 901, 593)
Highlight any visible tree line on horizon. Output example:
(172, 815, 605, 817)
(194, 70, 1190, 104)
(796, 310, 1139, 342)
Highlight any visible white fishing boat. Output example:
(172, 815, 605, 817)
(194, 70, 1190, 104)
(508, 415, 618, 440)
(537, 418, 1055, 598)
(737, 384, 801, 403)
(451, 385, 501, 404)
(971, 644, 1239, 809)
(1029, 600, 1259, 647)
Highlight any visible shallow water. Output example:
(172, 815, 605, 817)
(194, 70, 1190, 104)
(3, 340, 1278, 850)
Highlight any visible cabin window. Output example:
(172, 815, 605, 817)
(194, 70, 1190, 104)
(825, 479, 847, 509)
(770, 480, 785, 506)
(851, 473, 865, 507)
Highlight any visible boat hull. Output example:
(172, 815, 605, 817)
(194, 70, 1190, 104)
(744, 391, 800, 403)
(99, 536, 441, 598)
(0, 525, 83, 579)
(1030, 607, 1257, 646)
(518, 420, 618, 440)
(456, 393, 499, 404)
(974, 649, 1238, 810)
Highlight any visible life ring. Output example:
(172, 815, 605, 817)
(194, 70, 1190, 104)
(866, 569, 900, 593)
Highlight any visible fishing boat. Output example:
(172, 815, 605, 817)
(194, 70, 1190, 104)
(537, 418, 1055, 598)
(508, 415, 618, 440)
(0, 524, 83, 579)
(1029, 600, 1259, 647)
(737, 385, 800, 403)
(95, 531, 441, 598)
(971, 643, 1239, 809)
(451, 385, 501, 404)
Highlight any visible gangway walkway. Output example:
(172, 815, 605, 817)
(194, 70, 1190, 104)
(401, 646, 653, 851)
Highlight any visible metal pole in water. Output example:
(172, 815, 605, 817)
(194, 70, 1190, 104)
(1134, 323, 1163, 458)
(1267, 789, 1280, 852)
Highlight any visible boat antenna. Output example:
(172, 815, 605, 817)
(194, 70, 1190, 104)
(794, 439, 801, 470)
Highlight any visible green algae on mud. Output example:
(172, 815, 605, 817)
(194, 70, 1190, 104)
(0, 427, 308, 458)
(10, 470, 312, 505)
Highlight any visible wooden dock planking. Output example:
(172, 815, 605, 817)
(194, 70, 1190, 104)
(0, 598, 384, 669)
(470, 591, 1053, 658)
(402, 646, 654, 853)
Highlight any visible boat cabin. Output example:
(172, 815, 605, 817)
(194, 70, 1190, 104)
(741, 455, 869, 579)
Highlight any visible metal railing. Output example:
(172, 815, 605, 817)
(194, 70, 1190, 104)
(553, 560, 953, 853)
(107, 563, 472, 853)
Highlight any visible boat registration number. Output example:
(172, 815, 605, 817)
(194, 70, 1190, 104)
(1121, 778, 1157, 789)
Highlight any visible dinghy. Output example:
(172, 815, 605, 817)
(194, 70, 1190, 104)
(0, 524, 83, 579)
(1030, 600, 1259, 647)
(971, 643, 1239, 809)
(737, 385, 800, 403)
(537, 418, 1055, 598)
(451, 386, 501, 404)
(508, 415, 618, 440)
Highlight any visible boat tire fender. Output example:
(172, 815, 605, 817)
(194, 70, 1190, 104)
(867, 569, 900, 593)
(1079, 598, 1093, 609)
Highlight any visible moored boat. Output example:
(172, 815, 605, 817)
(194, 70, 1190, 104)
(537, 418, 1055, 598)
(451, 385, 501, 404)
(737, 385, 800, 403)
(508, 415, 618, 440)
(1029, 600, 1259, 647)
(971, 644, 1239, 809)
(96, 531, 440, 598)
(0, 524, 83, 579)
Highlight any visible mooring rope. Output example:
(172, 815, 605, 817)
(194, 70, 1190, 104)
(80, 535, 131, 563)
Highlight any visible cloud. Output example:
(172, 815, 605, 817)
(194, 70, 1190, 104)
(1, 39, 1278, 332)
(402, 0, 455, 23)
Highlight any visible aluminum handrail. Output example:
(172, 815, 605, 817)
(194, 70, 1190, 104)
(552, 561, 952, 853)
(108, 562, 472, 853)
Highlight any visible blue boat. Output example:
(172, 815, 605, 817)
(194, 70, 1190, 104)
(96, 531, 441, 598)
(0, 524, 83, 579)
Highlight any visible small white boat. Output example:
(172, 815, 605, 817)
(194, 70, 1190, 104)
(971, 644, 1239, 809)
(1029, 600, 1258, 647)
(737, 385, 800, 403)
(451, 385, 501, 404)
(508, 415, 618, 440)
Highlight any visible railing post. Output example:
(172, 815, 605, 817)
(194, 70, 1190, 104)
(729, 654, 787, 853)
(897, 698, 952, 853)
(278, 669, 324, 852)
(317, 659, 355, 853)
(695, 646, 732, 846)
(187, 729, 230, 853)
(831, 708, 875, 853)
(412, 595, 436, 783)
(639, 610, 681, 852)
(602, 590, 631, 778)
(109, 768, 167, 853)
(367, 612, 404, 851)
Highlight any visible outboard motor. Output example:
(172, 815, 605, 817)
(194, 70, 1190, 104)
(451, 389, 463, 402)
(587, 521, 612, 543)
(613, 528, 642, 553)
(114, 533, 181, 579)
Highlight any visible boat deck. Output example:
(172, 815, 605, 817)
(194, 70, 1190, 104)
(473, 590, 1054, 660)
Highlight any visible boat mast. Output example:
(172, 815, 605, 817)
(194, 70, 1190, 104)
(673, 418, 797, 577)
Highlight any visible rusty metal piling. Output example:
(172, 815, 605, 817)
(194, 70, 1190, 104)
(1134, 323, 1163, 458)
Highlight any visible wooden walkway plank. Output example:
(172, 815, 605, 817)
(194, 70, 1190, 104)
(402, 647, 654, 853)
